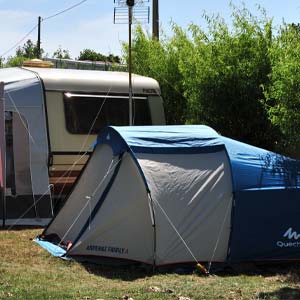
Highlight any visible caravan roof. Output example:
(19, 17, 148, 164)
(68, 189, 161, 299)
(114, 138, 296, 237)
(24, 67, 161, 94)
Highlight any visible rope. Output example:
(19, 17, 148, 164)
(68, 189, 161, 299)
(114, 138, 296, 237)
(5, 92, 45, 155)
(152, 197, 199, 264)
(6, 92, 46, 217)
(91, 159, 115, 197)
(57, 155, 124, 246)
(6, 153, 117, 230)
(207, 196, 233, 273)
(4, 75, 123, 238)
(6, 184, 52, 230)
(55, 86, 112, 201)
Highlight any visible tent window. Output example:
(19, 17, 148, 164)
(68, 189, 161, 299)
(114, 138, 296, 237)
(64, 94, 152, 134)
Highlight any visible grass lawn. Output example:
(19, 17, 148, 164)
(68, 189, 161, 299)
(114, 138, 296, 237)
(0, 229, 300, 300)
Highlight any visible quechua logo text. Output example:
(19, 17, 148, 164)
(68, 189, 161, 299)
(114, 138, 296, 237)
(277, 227, 300, 248)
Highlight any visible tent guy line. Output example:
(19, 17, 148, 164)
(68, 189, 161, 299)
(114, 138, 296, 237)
(58, 155, 124, 247)
(152, 195, 199, 264)
(207, 197, 232, 273)
(5, 83, 114, 230)
(54, 85, 112, 201)
(1, 67, 163, 227)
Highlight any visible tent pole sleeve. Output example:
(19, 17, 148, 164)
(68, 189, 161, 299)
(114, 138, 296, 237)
(148, 192, 157, 270)
(69, 153, 124, 251)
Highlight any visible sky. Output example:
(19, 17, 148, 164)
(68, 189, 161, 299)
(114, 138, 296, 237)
(0, 0, 300, 60)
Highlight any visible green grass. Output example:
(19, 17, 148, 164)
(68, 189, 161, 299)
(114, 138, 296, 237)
(0, 229, 300, 300)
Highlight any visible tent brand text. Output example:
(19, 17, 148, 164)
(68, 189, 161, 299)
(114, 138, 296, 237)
(276, 227, 300, 248)
(86, 245, 128, 254)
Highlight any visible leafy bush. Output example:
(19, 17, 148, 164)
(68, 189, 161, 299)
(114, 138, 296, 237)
(127, 5, 281, 151)
(78, 49, 120, 63)
(127, 27, 187, 124)
(263, 23, 300, 156)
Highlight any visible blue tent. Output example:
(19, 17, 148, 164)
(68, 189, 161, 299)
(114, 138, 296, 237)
(37, 125, 300, 264)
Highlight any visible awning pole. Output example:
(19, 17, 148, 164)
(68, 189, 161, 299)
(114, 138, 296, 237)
(0, 82, 6, 227)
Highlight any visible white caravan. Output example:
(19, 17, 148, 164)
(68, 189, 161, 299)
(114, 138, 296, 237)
(0, 67, 165, 226)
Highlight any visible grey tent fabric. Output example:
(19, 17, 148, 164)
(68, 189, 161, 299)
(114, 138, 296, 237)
(45, 144, 118, 242)
(38, 127, 234, 266)
(0, 68, 51, 225)
(137, 151, 233, 264)
(4, 69, 49, 197)
(68, 153, 154, 264)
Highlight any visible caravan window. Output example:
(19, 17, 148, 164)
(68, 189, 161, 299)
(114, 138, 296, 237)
(64, 93, 152, 134)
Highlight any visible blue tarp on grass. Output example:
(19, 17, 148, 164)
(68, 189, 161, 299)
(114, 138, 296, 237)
(34, 238, 67, 258)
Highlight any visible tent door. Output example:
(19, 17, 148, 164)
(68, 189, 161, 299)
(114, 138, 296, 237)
(4, 111, 36, 220)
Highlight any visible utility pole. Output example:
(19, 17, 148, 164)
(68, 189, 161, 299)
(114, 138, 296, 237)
(37, 16, 42, 59)
(127, 0, 134, 126)
(152, 0, 159, 40)
(114, 0, 149, 125)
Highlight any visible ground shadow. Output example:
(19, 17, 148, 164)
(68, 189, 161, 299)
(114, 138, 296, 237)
(79, 260, 154, 281)
(211, 261, 300, 278)
(259, 287, 300, 300)
(77, 259, 300, 281)
(77, 257, 204, 281)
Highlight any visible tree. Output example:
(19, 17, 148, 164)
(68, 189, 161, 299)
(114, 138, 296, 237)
(263, 23, 300, 156)
(53, 47, 71, 59)
(6, 39, 43, 67)
(6, 56, 27, 67)
(78, 49, 120, 63)
(107, 54, 120, 64)
(126, 6, 280, 151)
(16, 39, 42, 59)
(125, 26, 187, 124)
(175, 6, 279, 150)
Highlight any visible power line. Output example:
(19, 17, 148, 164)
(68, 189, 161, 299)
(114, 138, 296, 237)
(0, 24, 38, 58)
(0, 0, 89, 58)
(43, 0, 89, 21)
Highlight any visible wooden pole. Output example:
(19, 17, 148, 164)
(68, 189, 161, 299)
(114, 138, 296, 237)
(152, 0, 159, 40)
(37, 16, 42, 59)
(128, 4, 133, 125)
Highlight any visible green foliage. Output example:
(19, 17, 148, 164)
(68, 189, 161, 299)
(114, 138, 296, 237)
(6, 55, 27, 67)
(127, 27, 187, 124)
(177, 6, 278, 149)
(127, 5, 280, 150)
(78, 49, 120, 63)
(52, 47, 71, 59)
(15, 39, 42, 59)
(6, 39, 43, 67)
(263, 23, 300, 156)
